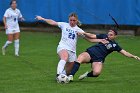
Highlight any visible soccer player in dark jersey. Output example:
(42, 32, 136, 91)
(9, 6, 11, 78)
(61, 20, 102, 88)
(68, 29, 140, 81)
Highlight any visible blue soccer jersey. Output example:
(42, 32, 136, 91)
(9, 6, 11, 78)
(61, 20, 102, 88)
(86, 34, 122, 62)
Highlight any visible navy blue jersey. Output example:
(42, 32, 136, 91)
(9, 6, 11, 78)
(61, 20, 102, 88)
(86, 34, 122, 62)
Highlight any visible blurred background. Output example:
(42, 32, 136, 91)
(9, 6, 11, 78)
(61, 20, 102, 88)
(0, 0, 140, 35)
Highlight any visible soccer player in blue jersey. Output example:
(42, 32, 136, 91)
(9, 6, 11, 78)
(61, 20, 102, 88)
(68, 29, 140, 81)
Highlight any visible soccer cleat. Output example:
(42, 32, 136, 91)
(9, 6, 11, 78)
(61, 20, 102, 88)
(78, 71, 88, 80)
(15, 54, 19, 57)
(2, 46, 6, 55)
(68, 75, 73, 82)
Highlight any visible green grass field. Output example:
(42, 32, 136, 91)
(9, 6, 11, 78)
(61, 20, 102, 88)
(0, 31, 140, 93)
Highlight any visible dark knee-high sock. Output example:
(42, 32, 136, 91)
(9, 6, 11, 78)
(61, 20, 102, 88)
(87, 71, 99, 77)
(69, 61, 80, 76)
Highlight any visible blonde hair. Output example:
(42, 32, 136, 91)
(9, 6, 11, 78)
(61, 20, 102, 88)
(69, 12, 82, 26)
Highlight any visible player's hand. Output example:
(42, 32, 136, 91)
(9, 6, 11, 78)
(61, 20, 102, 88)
(134, 56, 140, 61)
(77, 32, 85, 38)
(35, 16, 44, 20)
(4, 25, 8, 29)
(19, 17, 25, 21)
(21, 17, 25, 21)
(77, 32, 85, 35)
(100, 39, 109, 44)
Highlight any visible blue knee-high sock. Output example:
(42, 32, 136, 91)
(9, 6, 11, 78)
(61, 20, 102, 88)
(69, 61, 80, 76)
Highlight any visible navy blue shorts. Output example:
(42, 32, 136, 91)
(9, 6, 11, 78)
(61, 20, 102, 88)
(86, 49, 105, 63)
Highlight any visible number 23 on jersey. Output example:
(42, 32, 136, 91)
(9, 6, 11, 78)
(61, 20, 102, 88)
(68, 33, 75, 40)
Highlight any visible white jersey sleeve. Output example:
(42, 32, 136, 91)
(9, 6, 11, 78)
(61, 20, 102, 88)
(77, 28, 84, 33)
(4, 9, 9, 17)
(74, 27, 85, 38)
(18, 9, 22, 18)
(57, 22, 66, 29)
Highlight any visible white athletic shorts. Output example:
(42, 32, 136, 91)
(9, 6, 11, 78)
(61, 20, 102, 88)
(6, 28, 20, 35)
(57, 45, 77, 62)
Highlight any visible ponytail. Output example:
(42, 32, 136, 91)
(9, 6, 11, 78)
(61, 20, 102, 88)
(77, 20, 82, 26)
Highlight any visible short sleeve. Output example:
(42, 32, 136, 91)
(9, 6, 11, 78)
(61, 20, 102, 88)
(115, 44, 122, 52)
(4, 10, 9, 17)
(57, 22, 66, 29)
(77, 28, 84, 33)
(18, 10, 22, 18)
(96, 34, 107, 39)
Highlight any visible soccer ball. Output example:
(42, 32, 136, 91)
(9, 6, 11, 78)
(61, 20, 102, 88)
(57, 74, 69, 84)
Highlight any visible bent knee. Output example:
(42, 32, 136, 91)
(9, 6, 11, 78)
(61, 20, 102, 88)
(77, 57, 83, 63)
(77, 53, 90, 63)
(59, 54, 68, 61)
(93, 71, 101, 77)
(61, 58, 68, 61)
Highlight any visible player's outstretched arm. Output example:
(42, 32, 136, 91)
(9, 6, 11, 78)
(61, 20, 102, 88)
(119, 49, 140, 61)
(84, 32, 97, 39)
(35, 16, 58, 26)
(85, 38, 109, 44)
(3, 17, 7, 29)
(77, 32, 108, 44)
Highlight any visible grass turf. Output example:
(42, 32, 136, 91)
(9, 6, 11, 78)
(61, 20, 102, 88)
(0, 31, 140, 93)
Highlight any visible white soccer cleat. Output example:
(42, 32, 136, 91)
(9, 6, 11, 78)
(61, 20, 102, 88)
(15, 54, 19, 57)
(78, 71, 88, 80)
(68, 75, 73, 82)
(2, 46, 6, 55)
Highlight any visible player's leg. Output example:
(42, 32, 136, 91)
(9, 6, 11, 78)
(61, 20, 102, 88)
(14, 32, 20, 56)
(87, 62, 103, 77)
(69, 52, 91, 76)
(79, 62, 103, 80)
(65, 51, 77, 75)
(57, 49, 69, 76)
(65, 62, 74, 75)
(2, 34, 13, 55)
(68, 52, 91, 81)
